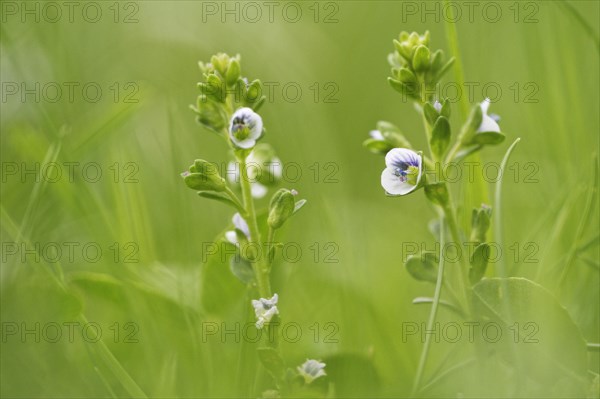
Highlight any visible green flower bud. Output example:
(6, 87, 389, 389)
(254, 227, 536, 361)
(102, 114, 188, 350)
(470, 204, 492, 244)
(268, 189, 296, 229)
(245, 79, 262, 104)
(206, 74, 225, 102)
(226, 59, 241, 87)
(182, 159, 227, 192)
(413, 45, 430, 72)
(182, 171, 226, 192)
(191, 95, 227, 132)
(210, 53, 230, 76)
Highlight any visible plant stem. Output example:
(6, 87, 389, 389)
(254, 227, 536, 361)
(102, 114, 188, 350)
(412, 217, 446, 395)
(441, 198, 471, 310)
(238, 155, 271, 298)
(494, 138, 521, 278)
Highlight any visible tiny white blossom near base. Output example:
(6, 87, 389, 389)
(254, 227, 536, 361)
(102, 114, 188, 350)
(229, 107, 263, 149)
(477, 98, 501, 133)
(225, 213, 250, 245)
(433, 100, 443, 113)
(381, 148, 423, 196)
(251, 293, 279, 329)
(297, 359, 326, 384)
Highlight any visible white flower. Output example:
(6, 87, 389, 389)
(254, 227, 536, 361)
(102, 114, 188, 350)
(433, 100, 442, 113)
(477, 98, 501, 133)
(369, 130, 385, 141)
(251, 293, 279, 329)
(225, 213, 250, 245)
(381, 148, 423, 196)
(229, 107, 263, 149)
(297, 359, 326, 384)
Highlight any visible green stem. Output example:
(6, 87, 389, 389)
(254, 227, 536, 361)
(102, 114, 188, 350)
(224, 186, 246, 213)
(265, 227, 275, 270)
(237, 155, 271, 298)
(412, 217, 446, 394)
(442, 197, 471, 312)
(494, 138, 521, 278)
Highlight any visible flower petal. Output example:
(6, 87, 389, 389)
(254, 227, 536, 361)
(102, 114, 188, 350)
(225, 230, 238, 244)
(480, 98, 491, 114)
(232, 213, 250, 238)
(381, 168, 418, 196)
(231, 137, 256, 149)
(251, 182, 268, 199)
(385, 148, 420, 169)
(369, 130, 384, 141)
(477, 114, 501, 133)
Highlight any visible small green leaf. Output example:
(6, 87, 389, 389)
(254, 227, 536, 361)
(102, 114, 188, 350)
(429, 49, 444, 74)
(423, 102, 439, 126)
(440, 99, 451, 118)
(398, 67, 418, 88)
(430, 116, 451, 159)
(460, 104, 483, 144)
(257, 347, 285, 380)
(434, 57, 455, 82)
(198, 192, 243, 212)
(229, 256, 254, 285)
(363, 138, 393, 154)
(472, 131, 506, 145)
(405, 252, 438, 283)
(388, 78, 419, 100)
(469, 243, 490, 284)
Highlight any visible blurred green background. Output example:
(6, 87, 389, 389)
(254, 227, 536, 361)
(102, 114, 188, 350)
(1, 1, 599, 397)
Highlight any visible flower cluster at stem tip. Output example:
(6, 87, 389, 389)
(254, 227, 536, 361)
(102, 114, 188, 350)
(363, 31, 507, 199)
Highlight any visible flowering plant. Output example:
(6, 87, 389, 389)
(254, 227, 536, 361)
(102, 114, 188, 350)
(364, 31, 595, 397)
(182, 53, 324, 397)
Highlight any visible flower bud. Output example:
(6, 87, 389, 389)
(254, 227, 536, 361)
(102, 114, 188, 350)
(182, 159, 227, 192)
(268, 189, 296, 229)
(210, 53, 230, 76)
(470, 204, 492, 244)
(412, 45, 430, 72)
(225, 58, 241, 87)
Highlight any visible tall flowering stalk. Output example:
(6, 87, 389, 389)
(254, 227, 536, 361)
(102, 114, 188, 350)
(182, 53, 324, 397)
(364, 32, 510, 394)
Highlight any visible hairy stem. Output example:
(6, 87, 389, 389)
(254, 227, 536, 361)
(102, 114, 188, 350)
(238, 155, 271, 298)
(412, 217, 446, 394)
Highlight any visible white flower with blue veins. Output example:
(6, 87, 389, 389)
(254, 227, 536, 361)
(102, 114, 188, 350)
(225, 212, 250, 245)
(251, 293, 279, 329)
(297, 359, 326, 384)
(229, 107, 263, 149)
(477, 98, 501, 133)
(381, 148, 423, 196)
